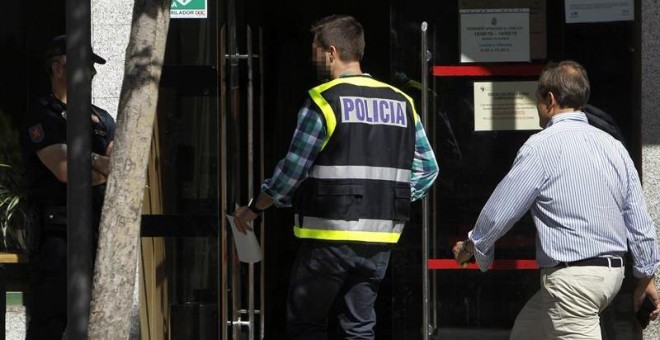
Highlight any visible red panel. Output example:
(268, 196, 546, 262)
(433, 64, 546, 77)
(428, 259, 538, 270)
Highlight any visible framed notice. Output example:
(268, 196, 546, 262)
(460, 9, 530, 63)
(473, 81, 540, 131)
(565, 0, 634, 23)
(459, 0, 546, 60)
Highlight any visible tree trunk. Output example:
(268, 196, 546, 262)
(88, 1, 170, 338)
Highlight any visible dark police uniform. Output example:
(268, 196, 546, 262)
(21, 93, 115, 339)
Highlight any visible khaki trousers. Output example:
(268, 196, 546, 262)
(510, 264, 625, 340)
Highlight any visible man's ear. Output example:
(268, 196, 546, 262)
(52, 61, 64, 77)
(328, 45, 337, 62)
(50, 62, 59, 76)
(546, 91, 558, 107)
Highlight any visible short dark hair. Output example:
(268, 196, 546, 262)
(537, 60, 590, 109)
(310, 15, 365, 62)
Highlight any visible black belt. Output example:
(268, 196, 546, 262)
(556, 257, 624, 268)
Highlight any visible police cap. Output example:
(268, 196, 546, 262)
(44, 35, 106, 65)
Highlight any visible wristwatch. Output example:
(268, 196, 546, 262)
(248, 198, 264, 215)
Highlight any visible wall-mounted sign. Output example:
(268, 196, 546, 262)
(459, 0, 546, 60)
(460, 9, 530, 63)
(171, 0, 207, 19)
(473, 81, 540, 131)
(565, 0, 634, 23)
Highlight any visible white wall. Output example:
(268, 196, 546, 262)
(642, 0, 660, 338)
(92, 0, 134, 120)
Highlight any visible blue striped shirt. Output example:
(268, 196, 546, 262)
(469, 112, 660, 278)
(262, 97, 438, 207)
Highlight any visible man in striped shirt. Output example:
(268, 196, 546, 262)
(453, 60, 660, 339)
(234, 15, 438, 339)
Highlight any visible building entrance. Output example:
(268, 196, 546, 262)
(0, 0, 645, 339)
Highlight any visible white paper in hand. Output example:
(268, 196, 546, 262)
(226, 215, 263, 263)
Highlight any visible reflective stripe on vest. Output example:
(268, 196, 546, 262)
(309, 165, 411, 183)
(308, 76, 419, 150)
(293, 215, 404, 243)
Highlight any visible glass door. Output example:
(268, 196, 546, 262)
(143, 0, 266, 338)
(392, 0, 642, 338)
(141, 0, 222, 338)
(219, 0, 265, 338)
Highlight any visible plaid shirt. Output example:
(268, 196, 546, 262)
(262, 98, 439, 207)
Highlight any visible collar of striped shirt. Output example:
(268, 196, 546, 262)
(545, 111, 587, 128)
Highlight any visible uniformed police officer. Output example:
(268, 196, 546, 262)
(21, 35, 115, 340)
(233, 15, 439, 339)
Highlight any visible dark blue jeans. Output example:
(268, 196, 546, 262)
(286, 240, 392, 340)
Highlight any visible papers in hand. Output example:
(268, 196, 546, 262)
(226, 215, 263, 263)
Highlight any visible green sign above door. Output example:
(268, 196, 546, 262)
(170, 0, 207, 19)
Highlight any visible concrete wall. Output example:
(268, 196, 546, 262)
(92, 0, 133, 119)
(642, 0, 660, 338)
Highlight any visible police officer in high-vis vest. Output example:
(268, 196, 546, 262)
(233, 15, 438, 339)
(21, 35, 115, 340)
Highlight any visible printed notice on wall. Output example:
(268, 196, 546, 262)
(460, 9, 530, 63)
(459, 0, 546, 60)
(565, 0, 634, 23)
(474, 81, 540, 131)
(171, 0, 208, 19)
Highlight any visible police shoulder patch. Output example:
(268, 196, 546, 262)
(28, 124, 45, 143)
